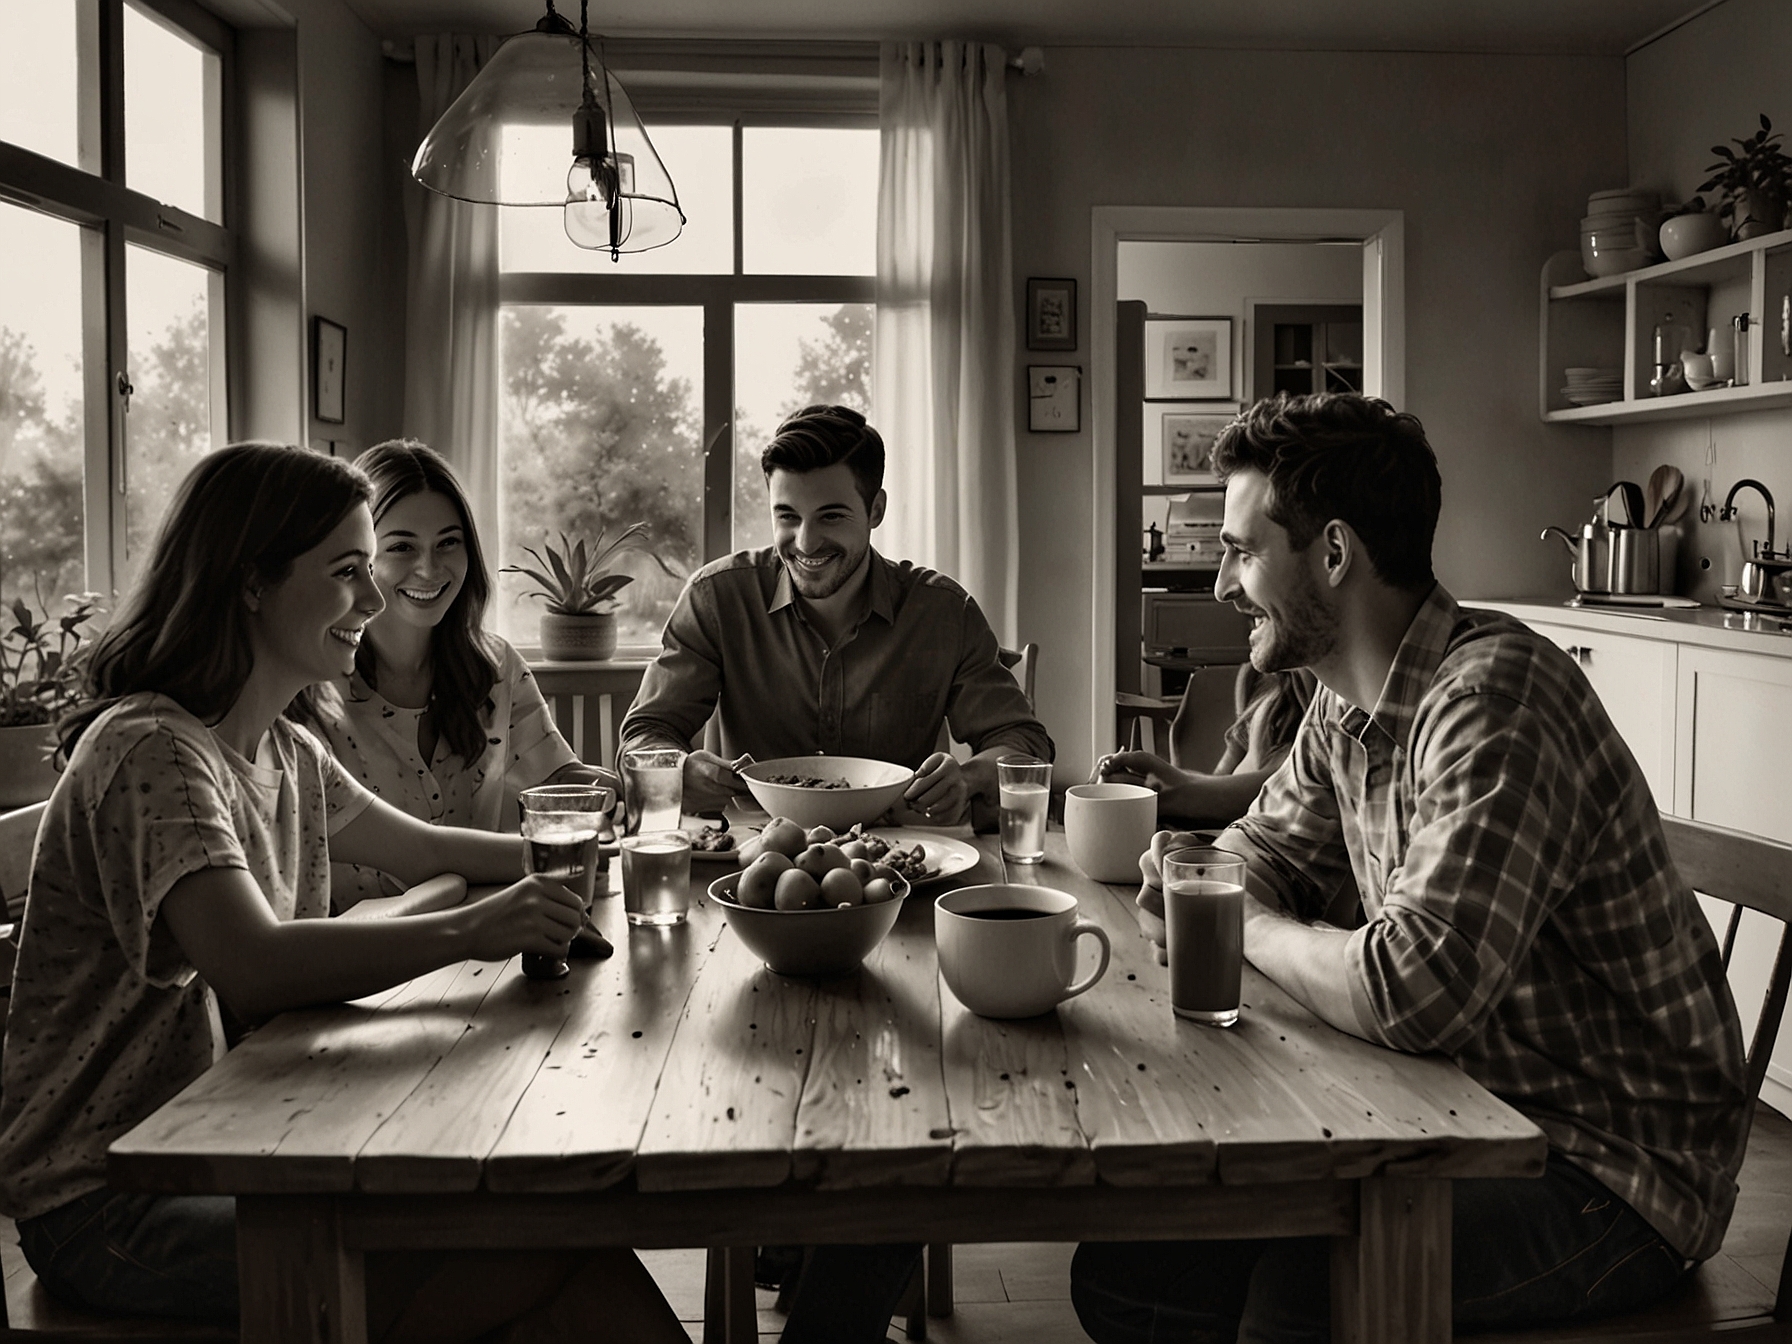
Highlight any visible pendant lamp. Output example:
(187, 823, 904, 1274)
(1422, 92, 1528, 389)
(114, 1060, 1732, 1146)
(410, 0, 684, 259)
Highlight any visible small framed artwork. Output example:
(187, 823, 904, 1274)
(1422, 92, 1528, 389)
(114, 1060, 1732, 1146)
(1027, 365, 1080, 432)
(1026, 277, 1077, 350)
(1144, 316, 1233, 400)
(1155, 405, 1235, 485)
(313, 316, 347, 424)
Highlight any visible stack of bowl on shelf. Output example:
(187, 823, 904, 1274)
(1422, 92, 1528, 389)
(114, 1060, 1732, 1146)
(1562, 367, 1623, 406)
(1580, 188, 1662, 278)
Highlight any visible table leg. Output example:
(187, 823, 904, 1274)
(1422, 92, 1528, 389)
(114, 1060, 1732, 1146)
(702, 1246, 758, 1344)
(238, 1195, 368, 1344)
(1331, 1176, 1451, 1344)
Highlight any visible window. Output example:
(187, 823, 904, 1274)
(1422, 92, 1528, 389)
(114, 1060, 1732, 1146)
(0, 0, 231, 609)
(496, 112, 877, 651)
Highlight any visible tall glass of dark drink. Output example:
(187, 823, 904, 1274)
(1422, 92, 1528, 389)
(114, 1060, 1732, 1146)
(518, 784, 613, 980)
(1163, 847, 1247, 1026)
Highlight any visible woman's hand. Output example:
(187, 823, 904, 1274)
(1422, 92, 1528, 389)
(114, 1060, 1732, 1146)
(456, 873, 585, 963)
(1095, 751, 1191, 793)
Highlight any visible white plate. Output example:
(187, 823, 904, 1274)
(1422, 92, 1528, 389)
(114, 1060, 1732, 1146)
(861, 828, 983, 889)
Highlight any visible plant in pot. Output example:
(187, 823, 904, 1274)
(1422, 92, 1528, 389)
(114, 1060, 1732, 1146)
(502, 523, 665, 661)
(1696, 114, 1792, 241)
(0, 589, 102, 809)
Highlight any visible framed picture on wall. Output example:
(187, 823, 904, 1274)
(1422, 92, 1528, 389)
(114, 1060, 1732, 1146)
(313, 316, 346, 424)
(1026, 277, 1077, 350)
(1158, 405, 1235, 485)
(1144, 316, 1233, 399)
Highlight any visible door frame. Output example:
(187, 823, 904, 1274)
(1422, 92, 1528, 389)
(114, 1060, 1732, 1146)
(1088, 206, 1404, 771)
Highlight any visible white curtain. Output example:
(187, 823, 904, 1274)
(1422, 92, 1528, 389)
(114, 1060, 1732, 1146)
(875, 41, 1019, 645)
(403, 35, 502, 552)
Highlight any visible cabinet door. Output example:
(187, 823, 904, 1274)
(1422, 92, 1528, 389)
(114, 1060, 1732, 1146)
(1528, 622, 1677, 809)
(1674, 646, 1792, 842)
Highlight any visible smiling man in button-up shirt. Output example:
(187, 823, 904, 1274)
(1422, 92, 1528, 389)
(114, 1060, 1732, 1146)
(1073, 393, 1747, 1344)
(620, 404, 1051, 823)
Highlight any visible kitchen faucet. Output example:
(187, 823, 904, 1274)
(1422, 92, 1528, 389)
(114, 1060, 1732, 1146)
(1720, 478, 1779, 559)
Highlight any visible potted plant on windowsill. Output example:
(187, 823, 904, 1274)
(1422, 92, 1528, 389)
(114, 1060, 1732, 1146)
(1696, 114, 1792, 241)
(1, 590, 102, 808)
(502, 524, 661, 662)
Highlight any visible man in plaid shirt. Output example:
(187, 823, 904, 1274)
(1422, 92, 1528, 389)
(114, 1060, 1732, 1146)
(1073, 393, 1748, 1343)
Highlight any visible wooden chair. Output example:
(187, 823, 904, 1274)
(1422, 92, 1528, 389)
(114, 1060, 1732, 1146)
(998, 642, 1038, 710)
(1476, 814, 1792, 1344)
(528, 657, 651, 772)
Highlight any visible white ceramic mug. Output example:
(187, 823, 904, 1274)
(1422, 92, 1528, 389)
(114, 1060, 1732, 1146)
(935, 884, 1111, 1018)
(1063, 782, 1158, 884)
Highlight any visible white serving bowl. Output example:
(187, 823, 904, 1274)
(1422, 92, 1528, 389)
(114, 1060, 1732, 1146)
(709, 869, 908, 976)
(739, 755, 916, 831)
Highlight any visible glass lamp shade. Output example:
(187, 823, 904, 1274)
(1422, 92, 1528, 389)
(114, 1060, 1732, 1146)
(411, 27, 684, 254)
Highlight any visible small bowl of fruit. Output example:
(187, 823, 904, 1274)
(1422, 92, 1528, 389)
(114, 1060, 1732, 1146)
(737, 755, 914, 831)
(707, 818, 910, 976)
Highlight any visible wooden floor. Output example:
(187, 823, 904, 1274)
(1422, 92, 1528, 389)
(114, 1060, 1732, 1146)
(4, 1104, 1787, 1341)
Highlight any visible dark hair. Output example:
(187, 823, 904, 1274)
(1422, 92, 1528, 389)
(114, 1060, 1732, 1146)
(351, 439, 497, 766)
(1211, 393, 1440, 591)
(60, 442, 372, 753)
(760, 404, 885, 510)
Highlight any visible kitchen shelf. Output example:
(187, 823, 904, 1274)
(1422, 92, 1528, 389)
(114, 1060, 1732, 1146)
(1539, 226, 1792, 426)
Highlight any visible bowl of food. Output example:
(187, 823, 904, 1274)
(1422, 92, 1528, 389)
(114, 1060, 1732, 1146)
(738, 755, 914, 830)
(708, 858, 909, 976)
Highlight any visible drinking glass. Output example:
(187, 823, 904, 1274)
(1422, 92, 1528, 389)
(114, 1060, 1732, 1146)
(623, 747, 686, 835)
(997, 756, 1052, 864)
(518, 783, 612, 979)
(1163, 847, 1247, 1026)
(621, 831, 692, 926)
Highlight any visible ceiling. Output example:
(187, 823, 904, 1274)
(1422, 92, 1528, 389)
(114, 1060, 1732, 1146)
(342, 0, 1717, 55)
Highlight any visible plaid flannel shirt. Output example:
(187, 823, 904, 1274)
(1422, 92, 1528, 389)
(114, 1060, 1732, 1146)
(1223, 585, 1748, 1260)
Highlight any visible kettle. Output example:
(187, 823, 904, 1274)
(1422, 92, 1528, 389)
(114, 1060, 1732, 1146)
(1541, 520, 1610, 593)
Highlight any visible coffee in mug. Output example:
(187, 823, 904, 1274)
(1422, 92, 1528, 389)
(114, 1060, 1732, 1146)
(1163, 847, 1246, 1026)
(935, 884, 1111, 1018)
(1063, 782, 1157, 884)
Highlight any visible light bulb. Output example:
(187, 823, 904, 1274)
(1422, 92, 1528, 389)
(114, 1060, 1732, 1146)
(562, 153, 637, 253)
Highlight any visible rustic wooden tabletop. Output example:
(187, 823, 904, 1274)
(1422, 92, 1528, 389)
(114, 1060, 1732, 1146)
(110, 826, 1545, 1344)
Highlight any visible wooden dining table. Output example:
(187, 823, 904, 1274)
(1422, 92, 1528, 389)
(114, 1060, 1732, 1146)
(109, 826, 1546, 1344)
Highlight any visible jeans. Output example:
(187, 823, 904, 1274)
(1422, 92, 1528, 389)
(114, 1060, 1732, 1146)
(779, 1242, 924, 1344)
(18, 1186, 239, 1324)
(1071, 1154, 1689, 1344)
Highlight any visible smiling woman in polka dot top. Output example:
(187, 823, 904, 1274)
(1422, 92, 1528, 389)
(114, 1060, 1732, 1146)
(0, 443, 683, 1341)
(302, 440, 618, 912)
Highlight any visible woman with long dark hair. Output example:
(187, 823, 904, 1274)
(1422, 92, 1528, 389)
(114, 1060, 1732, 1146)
(309, 440, 616, 910)
(0, 443, 682, 1340)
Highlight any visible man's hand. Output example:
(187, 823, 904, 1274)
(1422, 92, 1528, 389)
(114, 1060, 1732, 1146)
(683, 750, 751, 813)
(1134, 829, 1208, 966)
(1095, 750, 1193, 794)
(904, 751, 969, 823)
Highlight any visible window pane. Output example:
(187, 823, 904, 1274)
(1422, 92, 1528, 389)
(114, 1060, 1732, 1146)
(0, 1, 83, 170)
(742, 128, 877, 276)
(500, 125, 731, 275)
(731, 302, 873, 551)
(0, 202, 87, 609)
(124, 244, 222, 594)
(125, 1, 221, 222)
(498, 305, 703, 650)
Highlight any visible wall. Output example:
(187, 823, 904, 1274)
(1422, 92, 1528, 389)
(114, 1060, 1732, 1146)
(1009, 47, 1628, 780)
(1618, 0, 1792, 601)
(229, 0, 407, 455)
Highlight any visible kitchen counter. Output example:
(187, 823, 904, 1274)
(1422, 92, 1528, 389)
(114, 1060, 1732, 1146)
(1477, 598, 1792, 655)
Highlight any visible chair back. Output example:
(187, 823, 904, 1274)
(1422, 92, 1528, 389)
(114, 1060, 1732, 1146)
(998, 642, 1038, 710)
(0, 801, 47, 927)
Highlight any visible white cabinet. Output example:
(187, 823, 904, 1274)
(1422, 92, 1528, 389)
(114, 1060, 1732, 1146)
(1674, 646, 1792, 842)
(1528, 621, 1678, 808)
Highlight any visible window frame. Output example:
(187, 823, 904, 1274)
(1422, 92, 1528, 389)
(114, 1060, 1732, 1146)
(496, 110, 876, 585)
(0, 0, 234, 599)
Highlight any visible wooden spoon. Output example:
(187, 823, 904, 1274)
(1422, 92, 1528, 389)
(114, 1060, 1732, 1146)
(1646, 464, 1684, 528)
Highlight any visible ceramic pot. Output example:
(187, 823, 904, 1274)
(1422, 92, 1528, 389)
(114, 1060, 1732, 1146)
(0, 722, 61, 808)
(538, 611, 617, 661)
(1733, 189, 1786, 241)
(1659, 211, 1728, 260)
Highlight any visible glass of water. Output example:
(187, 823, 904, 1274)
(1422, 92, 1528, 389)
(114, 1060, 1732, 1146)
(622, 747, 686, 835)
(620, 830, 692, 926)
(518, 783, 612, 978)
(998, 756, 1051, 864)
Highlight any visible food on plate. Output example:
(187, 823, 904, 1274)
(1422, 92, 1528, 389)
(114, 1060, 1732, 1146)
(690, 824, 735, 853)
(763, 772, 852, 789)
(841, 824, 939, 884)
